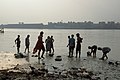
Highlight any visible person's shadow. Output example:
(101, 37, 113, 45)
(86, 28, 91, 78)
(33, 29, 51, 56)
(38, 58, 45, 64)
(38, 58, 40, 64)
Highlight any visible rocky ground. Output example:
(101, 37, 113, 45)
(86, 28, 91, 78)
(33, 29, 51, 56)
(0, 52, 120, 80)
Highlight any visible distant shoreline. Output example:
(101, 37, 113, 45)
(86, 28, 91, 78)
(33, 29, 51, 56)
(1, 21, 120, 29)
(3, 27, 120, 30)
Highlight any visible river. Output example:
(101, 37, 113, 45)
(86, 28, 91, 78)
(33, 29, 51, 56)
(0, 29, 120, 61)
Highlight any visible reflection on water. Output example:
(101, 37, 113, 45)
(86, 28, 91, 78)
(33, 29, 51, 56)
(25, 53, 30, 62)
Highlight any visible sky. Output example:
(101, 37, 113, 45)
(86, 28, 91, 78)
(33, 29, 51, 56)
(0, 0, 120, 24)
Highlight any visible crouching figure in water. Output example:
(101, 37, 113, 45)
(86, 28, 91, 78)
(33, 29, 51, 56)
(98, 47, 111, 60)
(88, 45, 97, 57)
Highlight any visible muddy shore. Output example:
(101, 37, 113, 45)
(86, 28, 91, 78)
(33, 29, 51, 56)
(0, 52, 120, 80)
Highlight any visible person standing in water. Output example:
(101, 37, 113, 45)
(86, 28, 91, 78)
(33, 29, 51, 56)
(50, 36, 54, 53)
(24, 35, 30, 53)
(67, 36, 70, 57)
(69, 34, 75, 57)
(45, 36, 51, 54)
(15, 35, 21, 53)
(33, 31, 45, 59)
(76, 33, 83, 58)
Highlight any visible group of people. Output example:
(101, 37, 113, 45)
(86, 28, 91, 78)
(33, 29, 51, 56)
(32, 31, 55, 59)
(15, 31, 55, 59)
(15, 31, 111, 60)
(87, 45, 111, 60)
(45, 36, 54, 54)
(67, 33, 83, 58)
(15, 35, 30, 53)
(67, 33, 111, 60)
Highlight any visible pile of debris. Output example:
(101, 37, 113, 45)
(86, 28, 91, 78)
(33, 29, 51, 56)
(0, 64, 101, 80)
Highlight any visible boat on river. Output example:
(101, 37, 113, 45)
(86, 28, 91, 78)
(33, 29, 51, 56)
(0, 28, 4, 33)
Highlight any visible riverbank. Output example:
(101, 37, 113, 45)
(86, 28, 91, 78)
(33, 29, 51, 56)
(0, 52, 120, 80)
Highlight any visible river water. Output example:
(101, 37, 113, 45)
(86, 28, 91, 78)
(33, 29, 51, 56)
(0, 29, 120, 61)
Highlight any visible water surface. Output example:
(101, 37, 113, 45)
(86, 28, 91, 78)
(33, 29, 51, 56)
(0, 29, 120, 61)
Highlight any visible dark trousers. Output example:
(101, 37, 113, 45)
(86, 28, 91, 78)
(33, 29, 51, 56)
(76, 44, 81, 58)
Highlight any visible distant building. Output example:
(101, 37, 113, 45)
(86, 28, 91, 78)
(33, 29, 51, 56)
(0, 21, 120, 29)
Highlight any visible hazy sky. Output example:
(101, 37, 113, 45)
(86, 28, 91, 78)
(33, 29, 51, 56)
(0, 0, 120, 24)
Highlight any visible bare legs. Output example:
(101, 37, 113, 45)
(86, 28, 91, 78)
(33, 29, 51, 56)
(24, 47, 30, 53)
(17, 47, 20, 53)
(76, 45, 81, 58)
(76, 50, 81, 58)
(69, 48, 74, 57)
(38, 49, 45, 59)
(100, 53, 108, 60)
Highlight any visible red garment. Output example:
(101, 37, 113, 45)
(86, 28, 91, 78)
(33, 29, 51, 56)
(33, 36, 44, 53)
